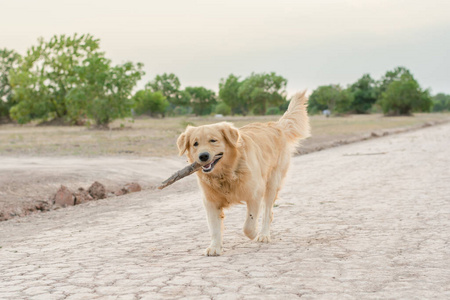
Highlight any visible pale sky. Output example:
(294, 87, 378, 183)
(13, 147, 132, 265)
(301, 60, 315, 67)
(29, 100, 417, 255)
(1, 0, 449, 95)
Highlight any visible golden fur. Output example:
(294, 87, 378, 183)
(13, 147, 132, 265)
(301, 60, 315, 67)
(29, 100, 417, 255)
(177, 91, 310, 255)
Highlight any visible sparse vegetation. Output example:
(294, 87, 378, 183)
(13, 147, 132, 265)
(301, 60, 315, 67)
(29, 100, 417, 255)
(1, 113, 448, 157)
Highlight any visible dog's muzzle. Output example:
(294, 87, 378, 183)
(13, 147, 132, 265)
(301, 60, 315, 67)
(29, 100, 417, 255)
(201, 153, 223, 173)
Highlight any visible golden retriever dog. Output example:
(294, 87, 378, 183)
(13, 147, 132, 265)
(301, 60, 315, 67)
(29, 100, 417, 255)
(177, 91, 310, 256)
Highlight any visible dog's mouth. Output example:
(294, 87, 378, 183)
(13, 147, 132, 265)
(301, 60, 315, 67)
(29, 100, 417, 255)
(201, 153, 223, 173)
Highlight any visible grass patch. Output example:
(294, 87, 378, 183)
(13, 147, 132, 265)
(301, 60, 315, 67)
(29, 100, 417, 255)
(0, 113, 449, 157)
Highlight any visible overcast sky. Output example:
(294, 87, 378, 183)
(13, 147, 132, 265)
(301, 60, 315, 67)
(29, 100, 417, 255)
(1, 0, 449, 95)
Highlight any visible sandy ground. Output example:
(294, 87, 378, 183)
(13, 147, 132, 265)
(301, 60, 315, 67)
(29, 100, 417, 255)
(0, 122, 449, 299)
(2, 117, 448, 221)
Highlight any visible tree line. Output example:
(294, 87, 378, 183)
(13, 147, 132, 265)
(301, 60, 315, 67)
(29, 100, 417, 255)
(1, 34, 449, 126)
(307, 67, 444, 116)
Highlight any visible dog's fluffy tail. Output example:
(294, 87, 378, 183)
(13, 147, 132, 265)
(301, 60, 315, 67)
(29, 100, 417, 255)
(277, 90, 311, 147)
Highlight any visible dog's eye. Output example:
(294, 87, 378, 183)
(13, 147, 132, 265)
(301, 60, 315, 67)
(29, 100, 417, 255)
(209, 139, 217, 143)
(193, 142, 199, 147)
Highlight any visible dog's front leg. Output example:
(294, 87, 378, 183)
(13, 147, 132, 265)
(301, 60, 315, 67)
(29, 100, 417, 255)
(203, 198, 224, 256)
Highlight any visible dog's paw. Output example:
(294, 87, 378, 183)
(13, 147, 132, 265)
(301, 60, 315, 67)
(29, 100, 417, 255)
(205, 245, 223, 256)
(256, 234, 271, 243)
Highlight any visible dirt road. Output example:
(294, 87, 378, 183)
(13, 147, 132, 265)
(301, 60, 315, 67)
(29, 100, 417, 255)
(0, 123, 449, 299)
(2, 115, 449, 221)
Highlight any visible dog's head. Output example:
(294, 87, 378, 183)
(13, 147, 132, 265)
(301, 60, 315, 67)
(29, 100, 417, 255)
(177, 122, 240, 174)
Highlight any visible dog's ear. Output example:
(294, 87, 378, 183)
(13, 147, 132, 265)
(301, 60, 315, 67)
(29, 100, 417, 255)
(220, 122, 240, 148)
(177, 126, 193, 156)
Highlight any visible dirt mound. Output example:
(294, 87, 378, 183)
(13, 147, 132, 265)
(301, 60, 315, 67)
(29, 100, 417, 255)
(0, 179, 146, 222)
(0, 156, 176, 222)
(0, 200, 52, 222)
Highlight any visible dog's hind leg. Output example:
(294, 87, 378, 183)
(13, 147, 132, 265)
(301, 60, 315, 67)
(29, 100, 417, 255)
(257, 167, 286, 243)
(256, 184, 278, 243)
(243, 199, 261, 240)
(257, 150, 290, 243)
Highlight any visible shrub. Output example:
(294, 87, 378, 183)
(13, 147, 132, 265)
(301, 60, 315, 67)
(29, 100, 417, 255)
(348, 74, 377, 114)
(266, 107, 281, 115)
(133, 90, 168, 117)
(379, 75, 431, 115)
(215, 102, 231, 116)
(432, 93, 450, 112)
(184, 86, 217, 116)
(173, 106, 188, 116)
(309, 84, 353, 115)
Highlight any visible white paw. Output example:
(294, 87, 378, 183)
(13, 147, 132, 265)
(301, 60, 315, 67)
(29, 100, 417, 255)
(205, 245, 223, 256)
(256, 234, 271, 243)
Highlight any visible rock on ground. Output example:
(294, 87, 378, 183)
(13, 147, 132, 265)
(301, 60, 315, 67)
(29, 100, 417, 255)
(88, 181, 106, 200)
(115, 182, 142, 196)
(73, 188, 93, 205)
(53, 185, 74, 207)
(123, 182, 142, 193)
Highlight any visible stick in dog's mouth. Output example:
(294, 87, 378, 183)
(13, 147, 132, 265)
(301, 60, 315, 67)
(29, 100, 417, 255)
(202, 153, 223, 173)
(158, 153, 224, 189)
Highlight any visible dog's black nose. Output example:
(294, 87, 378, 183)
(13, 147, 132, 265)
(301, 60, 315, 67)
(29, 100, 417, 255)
(199, 152, 210, 162)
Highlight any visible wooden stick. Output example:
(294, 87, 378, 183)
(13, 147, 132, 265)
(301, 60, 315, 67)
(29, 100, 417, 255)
(157, 162, 201, 190)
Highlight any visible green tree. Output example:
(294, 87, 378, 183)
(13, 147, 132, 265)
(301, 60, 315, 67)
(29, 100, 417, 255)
(308, 84, 353, 115)
(218, 74, 243, 115)
(348, 74, 377, 113)
(146, 73, 189, 107)
(237, 72, 287, 115)
(432, 93, 450, 112)
(184, 86, 217, 116)
(133, 90, 169, 117)
(0, 49, 21, 120)
(215, 102, 231, 116)
(378, 72, 431, 115)
(378, 66, 413, 96)
(10, 34, 103, 124)
(67, 54, 144, 126)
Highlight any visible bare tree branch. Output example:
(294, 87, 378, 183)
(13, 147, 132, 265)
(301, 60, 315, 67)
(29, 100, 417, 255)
(158, 162, 201, 190)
